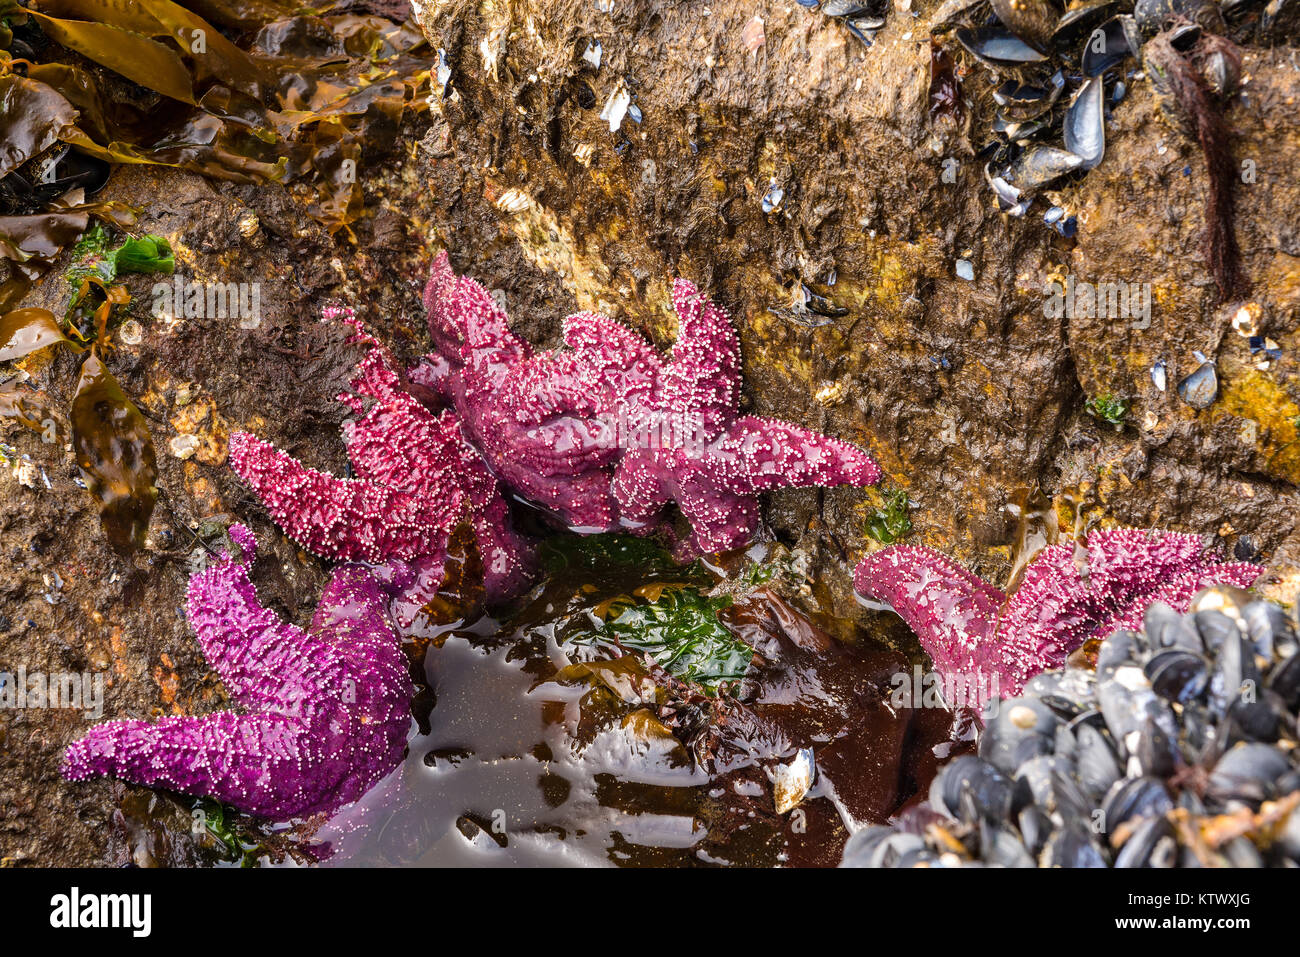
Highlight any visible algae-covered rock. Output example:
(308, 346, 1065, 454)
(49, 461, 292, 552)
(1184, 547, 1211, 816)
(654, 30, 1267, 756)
(410, 0, 1300, 615)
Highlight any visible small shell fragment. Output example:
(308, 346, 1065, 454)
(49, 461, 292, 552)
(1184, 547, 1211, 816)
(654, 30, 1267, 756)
(118, 320, 143, 345)
(436, 47, 452, 95)
(1151, 359, 1167, 392)
(761, 181, 784, 213)
(599, 84, 631, 132)
(169, 434, 201, 460)
(1176, 360, 1218, 409)
(773, 748, 815, 814)
(955, 259, 975, 281)
(494, 188, 533, 214)
(582, 40, 603, 69)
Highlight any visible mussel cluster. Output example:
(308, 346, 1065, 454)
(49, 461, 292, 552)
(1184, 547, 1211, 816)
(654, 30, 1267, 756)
(842, 587, 1300, 867)
(924, 0, 1280, 232)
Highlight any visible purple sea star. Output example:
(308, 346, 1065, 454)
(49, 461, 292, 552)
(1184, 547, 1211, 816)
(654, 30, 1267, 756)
(62, 525, 412, 820)
(854, 528, 1263, 698)
(415, 252, 881, 556)
(229, 310, 537, 619)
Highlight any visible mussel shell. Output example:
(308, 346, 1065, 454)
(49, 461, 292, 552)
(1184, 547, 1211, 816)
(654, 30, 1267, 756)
(1081, 14, 1141, 77)
(1233, 690, 1286, 743)
(1097, 664, 1180, 773)
(929, 754, 1016, 823)
(998, 114, 1054, 144)
(1017, 804, 1053, 856)
(841, 826, 924, 867)
(1053, 0, 1120, 47)
(992, 71, 1065, 122)
(1145, 648, 1209, 703)
(1177, 699, 1224, 761)
(1014, 755, 1093, 822)
(1097, 628, 1146, 671)
(1064, 77, 1106, 170)
(956, 25, 1050, 66)
(1243, 599, 1299, 661)
(1268, 651, 1300, 709)
(821, 0, 881, 16)
(980, 696, 1062, 774)
(1207, 630, 1259, 716)
(1134, 0, 1225, 37)
(1207, 742, 1292, 807)
(1177, 788, 1207, 815)
(896, 846, 942, 867)
(1194, 608, 1244, 653)
(988, 0, 1059, 51)
(1196, 35, 1243, 97)
(980, 821, 1036, 867)
(1040, 823, 1108, 867)
(1222, 837, 1265, 867)
(1073, 721, 1122, 804)
(1176, 361, 1218, 409)
(931, 0, 989, 30)
(1024, 668, 1097, 716)
(1145, 602, 1203, 653)
(998, 145, 1084, 195)
(1101, 776, 1173, 834)
(1114, 814, 1178, 868)
(1280, 799, 1300, 862)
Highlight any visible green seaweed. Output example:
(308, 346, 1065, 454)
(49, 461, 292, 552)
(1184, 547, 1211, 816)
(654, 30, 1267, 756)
(867, 488, 912, 544)
(193, 797, 266, 867)
(65, 224, 174, 290)
(1085, 394, 1129, 426)
(572, 586, 752, 695)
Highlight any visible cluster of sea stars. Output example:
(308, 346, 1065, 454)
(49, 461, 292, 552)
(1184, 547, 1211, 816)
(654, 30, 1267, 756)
(854, 528, 1263, 699)
(412, 251, 882, 558)
(63, 257, 880, 821)
(62, 525, 413, 820)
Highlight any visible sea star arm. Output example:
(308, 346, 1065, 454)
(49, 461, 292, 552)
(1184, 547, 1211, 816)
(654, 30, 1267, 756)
(64, 532, 413, 819)
(229, 431, 460, 564)
(562, 312, 658, 365)
(663, 279, 741, 432)
(62, 710, 317, 818)
(854, 545, 1006, 683)
(676, 475, 760, 556)
(610, 451, 672, 529)
(184, 524, 333, 711)
(423, 251, 531, 367)
(718, 416, 882, 492)
(307, 565, 414, 733)
(1110, 561, 1263, 631)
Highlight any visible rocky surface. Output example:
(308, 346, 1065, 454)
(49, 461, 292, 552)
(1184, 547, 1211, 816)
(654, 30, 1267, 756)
(1, 0, 1298, 864)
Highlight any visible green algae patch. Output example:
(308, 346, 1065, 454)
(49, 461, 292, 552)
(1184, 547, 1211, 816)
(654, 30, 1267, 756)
(570, 584, 752, 695)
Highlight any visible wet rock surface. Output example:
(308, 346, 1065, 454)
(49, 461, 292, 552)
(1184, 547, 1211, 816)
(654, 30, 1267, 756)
(1, 0, 1298, 864)
(412, 0, 1300, 609)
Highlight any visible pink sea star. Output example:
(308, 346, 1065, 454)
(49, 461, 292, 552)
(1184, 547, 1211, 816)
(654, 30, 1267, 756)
(229, 309, 537, 619)
(854, 528, 1263, 698)
(415, 252, 881, 556)
(62, 525, 412, 820)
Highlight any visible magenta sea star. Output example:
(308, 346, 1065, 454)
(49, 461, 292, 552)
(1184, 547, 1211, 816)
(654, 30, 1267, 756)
(414, 252, 881, 557)
(230, 309, 537, 619)
(854, 528, 1263, 698)
(62, 525, 412, 820)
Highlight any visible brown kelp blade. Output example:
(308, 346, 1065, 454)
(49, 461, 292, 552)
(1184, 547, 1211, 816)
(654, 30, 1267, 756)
(0, 306, 78, 360)
(0, 75, 79, 178)
(24, 9, 197, 105)
(71, 352, 159, 552)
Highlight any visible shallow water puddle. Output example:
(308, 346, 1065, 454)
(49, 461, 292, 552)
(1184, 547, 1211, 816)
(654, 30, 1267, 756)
(308, 540, 972, 867)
